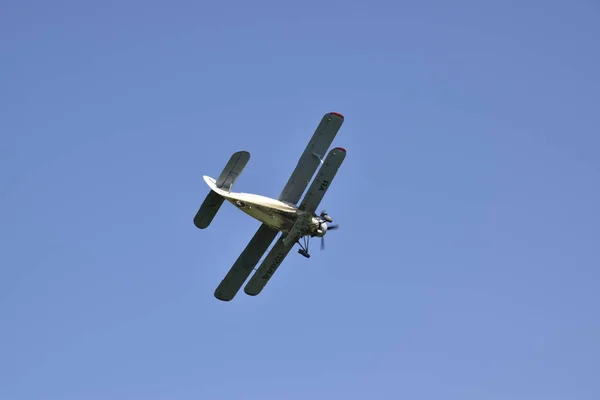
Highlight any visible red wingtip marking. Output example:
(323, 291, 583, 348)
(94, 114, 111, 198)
(330, 112, 344, 119)
(334, 147, 346, 152)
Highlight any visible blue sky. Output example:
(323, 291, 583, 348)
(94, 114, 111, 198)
(1, 0, 599, 398)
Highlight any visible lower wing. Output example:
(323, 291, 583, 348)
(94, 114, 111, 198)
(243, 235, 295, 296)
(214, 224, 279, 301)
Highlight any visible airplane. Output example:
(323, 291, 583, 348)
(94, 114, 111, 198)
(193, 112, 346, 301)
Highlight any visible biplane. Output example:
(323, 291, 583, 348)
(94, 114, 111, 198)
(193, 112, 346, 301)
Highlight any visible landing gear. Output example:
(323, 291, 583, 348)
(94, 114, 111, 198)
(298, 249, 311, 258)
(297, 235, 312, 258)
(295, 211, 340, 258)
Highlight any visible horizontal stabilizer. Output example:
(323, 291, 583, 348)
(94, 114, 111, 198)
(193, 150, 250, 230)
(193, 190, 225, 229)
(216, 150, 250, 191)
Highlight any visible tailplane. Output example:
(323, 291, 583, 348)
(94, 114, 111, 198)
(193, 151, 250, 229)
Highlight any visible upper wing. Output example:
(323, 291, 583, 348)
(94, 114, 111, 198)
(214, 223, 279, 301)
(243, 235, 295, 296)
(298, 147, 347, 213)
(278, 112, 344, 205)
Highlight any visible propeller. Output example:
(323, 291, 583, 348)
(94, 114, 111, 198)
(315, 210, 339, 251)
(320, 223, 339, 250)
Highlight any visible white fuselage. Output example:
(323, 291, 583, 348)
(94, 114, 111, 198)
(203, 176, 318, 233)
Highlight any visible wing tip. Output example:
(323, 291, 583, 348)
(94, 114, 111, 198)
(333, 146, 346, 153)
(214, 291, 234, 301)
(329, 111, 344, 120)
(234, 150, 251, 158)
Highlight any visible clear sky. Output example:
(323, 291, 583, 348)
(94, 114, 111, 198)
(1, 0, 599, 399)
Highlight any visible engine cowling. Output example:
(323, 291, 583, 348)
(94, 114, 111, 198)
(314, 221, 328, 237)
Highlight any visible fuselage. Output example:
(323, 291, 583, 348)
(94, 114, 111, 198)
(227, 194, 299, 232)
(203, 175, 307, 232)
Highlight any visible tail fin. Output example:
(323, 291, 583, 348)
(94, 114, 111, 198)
(193, 151, 250, 229)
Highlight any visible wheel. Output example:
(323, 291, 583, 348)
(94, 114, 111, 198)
(298, 249, 311, 258)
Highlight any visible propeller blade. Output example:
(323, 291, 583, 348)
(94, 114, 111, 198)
(327, 224, 339, 230)
(321, 236, 325, 250)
